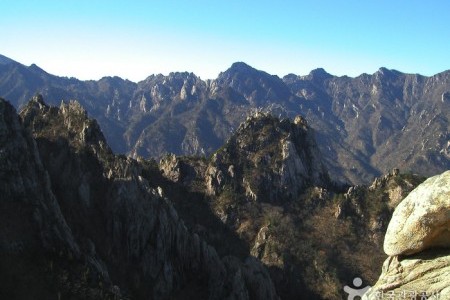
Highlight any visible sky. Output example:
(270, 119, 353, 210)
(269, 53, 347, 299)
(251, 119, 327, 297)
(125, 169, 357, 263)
(1, 0, 449, 82)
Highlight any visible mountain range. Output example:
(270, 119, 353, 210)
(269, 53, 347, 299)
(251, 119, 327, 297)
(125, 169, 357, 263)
(1, 54, 449, 185)
(1, 94, 430, 299)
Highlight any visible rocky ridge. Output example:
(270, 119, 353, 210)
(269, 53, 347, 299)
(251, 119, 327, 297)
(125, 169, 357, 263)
(1, 56, 449, 184)
(0, 95, 278, 299)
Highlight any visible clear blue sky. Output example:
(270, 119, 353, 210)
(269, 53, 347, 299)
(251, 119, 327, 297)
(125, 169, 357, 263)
(1, 0, 449, 81)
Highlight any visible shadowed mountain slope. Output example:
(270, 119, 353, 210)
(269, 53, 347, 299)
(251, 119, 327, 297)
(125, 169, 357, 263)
(0, 95, 278, 299)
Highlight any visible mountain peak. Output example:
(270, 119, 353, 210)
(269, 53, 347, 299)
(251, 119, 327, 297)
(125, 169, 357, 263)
(218, 62, 253, 77)
(215, 62, 290, 105)
(375, 67, 401, 78)
(20, 96, 111, 156)
(206, 112, 331, 202)
(230, 61, 253, 69)
(28, 63, 50, 76)
(219, 62, 269, 78)
(307, 68, 332, 81)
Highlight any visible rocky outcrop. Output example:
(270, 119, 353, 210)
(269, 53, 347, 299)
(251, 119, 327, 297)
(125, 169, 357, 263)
(384, 170, 450, 256)
(1, 96, 278, 299)
(363, 171, 450, 300)
(250, 226, 283, 268)
(205, 112, 332, 203)
(159, 153, 181, 182)
(159, 154, 207, 187)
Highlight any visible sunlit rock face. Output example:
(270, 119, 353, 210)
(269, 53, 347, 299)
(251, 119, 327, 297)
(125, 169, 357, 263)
(384, 171, 450, 256)
(364, 171, 450, 300)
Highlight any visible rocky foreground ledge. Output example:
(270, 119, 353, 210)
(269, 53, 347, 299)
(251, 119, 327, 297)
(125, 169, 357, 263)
(363, 171, 450, 299)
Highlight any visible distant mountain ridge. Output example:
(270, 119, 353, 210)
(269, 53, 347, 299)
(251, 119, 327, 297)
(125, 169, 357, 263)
(0, 54, 449, 184)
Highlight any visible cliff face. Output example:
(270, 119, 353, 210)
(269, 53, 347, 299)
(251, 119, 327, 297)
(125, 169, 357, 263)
(0, 96, 278, 300)
(0, 95, 97, 299)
